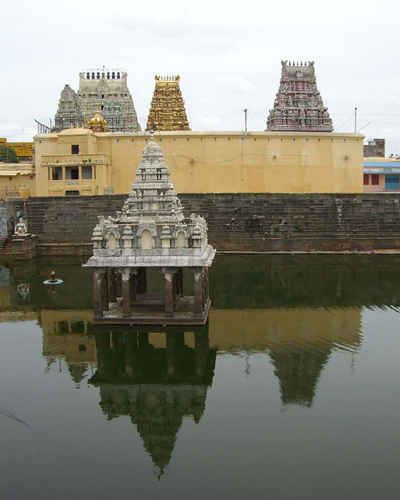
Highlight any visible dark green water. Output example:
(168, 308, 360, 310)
(1, 255, 400, 500)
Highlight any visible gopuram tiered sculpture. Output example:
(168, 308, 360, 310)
(146, 76, 190, 131)
(84, 134, 215, 325)
(53, 68, 141, 132)
(266, 61, 333, 132)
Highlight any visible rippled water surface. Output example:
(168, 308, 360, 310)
(1, 255, 400, 500)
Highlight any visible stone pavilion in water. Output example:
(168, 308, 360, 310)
(84, 134, 215, 325)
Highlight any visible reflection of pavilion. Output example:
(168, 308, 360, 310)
(90, 326, 216, 474)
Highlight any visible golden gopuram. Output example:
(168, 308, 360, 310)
(146, 76, 190, 131)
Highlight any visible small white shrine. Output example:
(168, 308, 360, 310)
(84, 134, 215, 325)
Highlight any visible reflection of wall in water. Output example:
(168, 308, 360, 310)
(209, 307, 361, 351)
(90, 329, 216, 473)
(40, 310, 96, 383)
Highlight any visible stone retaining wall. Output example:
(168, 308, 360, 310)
(6, 193, 400, 253)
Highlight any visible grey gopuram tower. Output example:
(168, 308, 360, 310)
(85, 134, 215, 325)
(54, 68, 141, 132)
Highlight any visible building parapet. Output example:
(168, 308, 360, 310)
(41, 153, 110, 166)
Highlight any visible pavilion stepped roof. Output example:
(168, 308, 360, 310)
(85, 134, 215, 268)
(146, 76, 190, 132)
(267, 61, 333, 132)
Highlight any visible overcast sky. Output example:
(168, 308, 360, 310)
(2, 0, 400, 154)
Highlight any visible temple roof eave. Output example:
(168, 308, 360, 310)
(83, 245, 216, 268)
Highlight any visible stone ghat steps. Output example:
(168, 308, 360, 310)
(0, 238, 12, 255)
(9, 193, 400, 253)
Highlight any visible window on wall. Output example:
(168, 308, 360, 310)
(82, 166, 92, 179)
(371, 174, 379, 186)
(71, 144, 79, 154)
(363, 174, 369, 185)
(65, 167, 79, 180)
(65, 190, 80, 195)
(52, 167, 62, 180)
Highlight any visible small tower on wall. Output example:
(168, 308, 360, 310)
(53, 84, 83, 131)
(146, 76, 190, 131)
(266, 61, 333, 132)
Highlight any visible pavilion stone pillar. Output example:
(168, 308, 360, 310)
(195, 329, 209, 378)
(109, 268, 117, 303)
(193, 268, 204, 316)
(101, 270, 109, 311)
(166, 332, 176, 378)
(112, 331, 124, 367)
(123, 331, 138, 380)
(94, 268, 106, 318)
(204, 267, 210, 304)
(94, 331, 112, 378)
(121, 268, 132, 317)
(163, 268, 178, 317)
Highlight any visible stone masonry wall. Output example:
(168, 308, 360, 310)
(6, 193, 400, 253)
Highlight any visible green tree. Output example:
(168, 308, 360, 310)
(0, 145, 19, 163)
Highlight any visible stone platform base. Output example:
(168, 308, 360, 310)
(94, 295, 211, 326)
(12, 234, 37, 260)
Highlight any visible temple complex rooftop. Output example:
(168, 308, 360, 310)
(53, 68, 141, 133)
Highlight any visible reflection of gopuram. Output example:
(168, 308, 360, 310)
(210, 307, 362, 407)
(90, 327, 216, 474)
(269, 348, 331, 407)
(85, 134, 215, 325)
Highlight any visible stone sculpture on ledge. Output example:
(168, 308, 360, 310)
(84, 133, 215, 325)
(12, 217, 37, 260)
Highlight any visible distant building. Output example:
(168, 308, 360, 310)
(0, 163, 35, 198)
(0, 138, 33, 162)
(146, 76, 190, 131)
(364, 157, 400, 192)
(267, 61, 333, 132)
(53, 69, 141, 132)
(363, 138, 385, 158)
